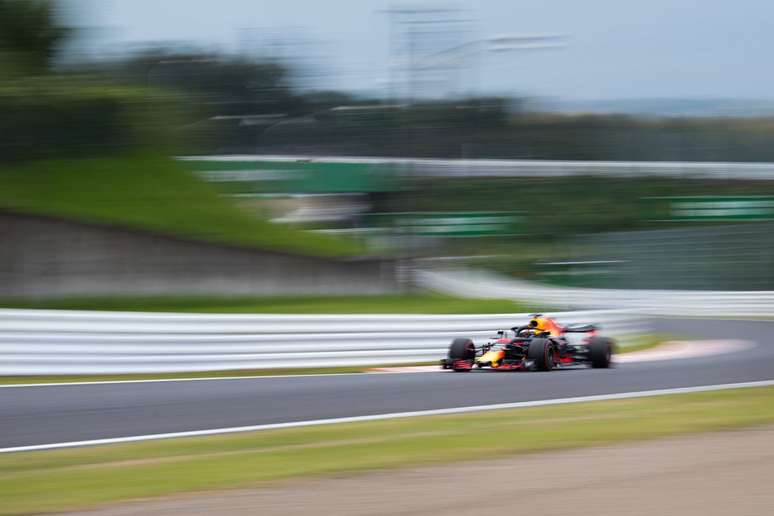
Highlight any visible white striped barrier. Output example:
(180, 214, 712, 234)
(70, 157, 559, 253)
(0, 309, 643, 375)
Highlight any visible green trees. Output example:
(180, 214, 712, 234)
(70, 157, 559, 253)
(0, 1, 183, 162)
(112, 50, 299, 117)
(0, 0, 69, 74)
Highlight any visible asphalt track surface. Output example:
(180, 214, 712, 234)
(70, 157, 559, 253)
(2, 318, 774, 449)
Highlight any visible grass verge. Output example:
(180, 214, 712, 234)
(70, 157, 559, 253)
(616, 334, 674, 354)
(2, 385, 773, 514)
(0, 293, 540, 314)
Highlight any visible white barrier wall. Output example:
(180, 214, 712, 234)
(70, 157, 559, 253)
(186, 155, 774, 181)
(0, 309, 644, 375)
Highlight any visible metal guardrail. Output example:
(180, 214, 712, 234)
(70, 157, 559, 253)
(184, 155, 774, 180)
(6, 268, 765, 375)
(417, 268, 774, 317)
(0, 309, 643, 375)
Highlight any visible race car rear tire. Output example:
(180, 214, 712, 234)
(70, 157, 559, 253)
(589, 337, 615, 368)
(527, 338, 553, 371)
(448, 338, 475, 371)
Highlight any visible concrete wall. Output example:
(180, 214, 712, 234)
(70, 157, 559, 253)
(0, 211, 399, 298)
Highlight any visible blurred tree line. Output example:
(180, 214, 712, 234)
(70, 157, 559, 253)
(2, 0, 774, 163)
(241, 106, 774, 162)
(0, 0, 68, 74)
(0, 0, 181, 162)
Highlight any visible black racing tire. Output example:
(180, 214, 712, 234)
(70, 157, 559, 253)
(527, 338, 554, 371)
(589, 336, 615, 368)
(448, 338, 475, 371)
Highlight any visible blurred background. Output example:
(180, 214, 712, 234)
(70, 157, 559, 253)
(4, 5, 774, 515)
(3, 0, 774, 296)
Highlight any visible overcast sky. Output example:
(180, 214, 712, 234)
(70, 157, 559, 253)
(65, 0, 774, 100)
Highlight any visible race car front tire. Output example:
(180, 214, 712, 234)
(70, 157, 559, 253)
(588, 336, 615, 368)
(527, 338, 553, 371)
(448, 338, 475, 371)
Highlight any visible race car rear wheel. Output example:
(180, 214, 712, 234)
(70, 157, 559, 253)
(448, 338, 475, 372)
(589, 337, 615, 368)
(527, 338, 553, 371)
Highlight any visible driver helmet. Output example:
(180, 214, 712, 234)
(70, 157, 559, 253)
(529, 314, 548, 332)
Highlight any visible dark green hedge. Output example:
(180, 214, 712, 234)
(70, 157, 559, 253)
(0, 77, 182, 162)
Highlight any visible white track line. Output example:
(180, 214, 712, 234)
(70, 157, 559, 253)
(0, 371, 380, 389)
(2, 379, 773, 454)
(369, 365, 444, 373)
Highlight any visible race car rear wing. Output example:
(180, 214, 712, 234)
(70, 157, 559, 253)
(563, 323, 599, 333)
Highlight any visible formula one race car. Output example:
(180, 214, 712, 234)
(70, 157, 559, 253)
(440, 314, 614, 372)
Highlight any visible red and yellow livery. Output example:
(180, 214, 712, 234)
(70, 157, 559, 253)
(441, 314, 614, 372)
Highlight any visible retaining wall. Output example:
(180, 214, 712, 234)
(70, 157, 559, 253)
(0, 211, 398, 297)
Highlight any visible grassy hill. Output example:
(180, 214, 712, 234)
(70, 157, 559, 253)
(0, 155, 363, 258)
(0, 293, 538, 314)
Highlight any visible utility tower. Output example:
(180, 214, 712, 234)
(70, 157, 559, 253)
(384, 6, 564, 102)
